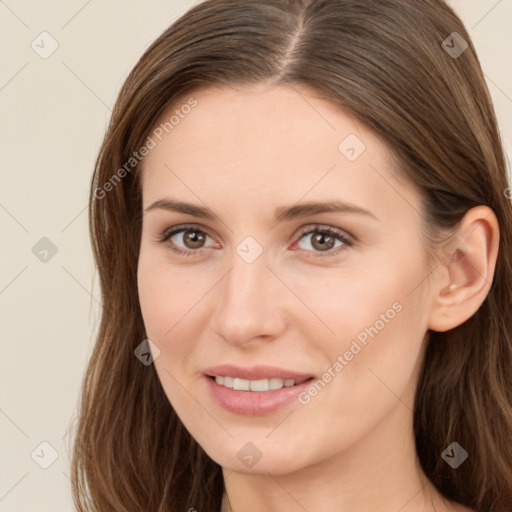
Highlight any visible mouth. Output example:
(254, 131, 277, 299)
(207, 375, 312, 392)
(203, 364, 316, 415)
(204, 366, 316, 416)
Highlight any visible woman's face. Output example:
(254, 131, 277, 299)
(137, 83, 439, 474)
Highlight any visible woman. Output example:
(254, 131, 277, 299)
(70, 0, 512, 510)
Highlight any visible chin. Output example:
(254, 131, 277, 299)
(203, 441, 309, 476)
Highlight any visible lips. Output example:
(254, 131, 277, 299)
(203, 364, 315, 416)
(204, 363, 313, 381)
(213, 375, 309, 391)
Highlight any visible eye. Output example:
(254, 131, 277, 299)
(293, 225, 353, 257)
(157, 223, 353, 258)
(157, 225, 218, 257)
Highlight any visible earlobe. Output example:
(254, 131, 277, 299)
(428, 206, 500, 333)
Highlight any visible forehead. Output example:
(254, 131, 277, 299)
(139, 83, 419, 224)
(145, 83, 381, 162)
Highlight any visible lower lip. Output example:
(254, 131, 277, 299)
(205, 376, 314, 416)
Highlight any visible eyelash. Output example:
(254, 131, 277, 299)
(157, 223, 354, 259)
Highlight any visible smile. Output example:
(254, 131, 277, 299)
(205, 375, 315, 416)
(212, 375, 310, 391)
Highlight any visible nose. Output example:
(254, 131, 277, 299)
(210, 245, 288, 348)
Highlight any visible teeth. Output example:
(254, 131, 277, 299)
(249, 379, 269, 392)
(233, 377, 250, 391)
(269, 378, 284, 390)
(214, 376, 308, 391)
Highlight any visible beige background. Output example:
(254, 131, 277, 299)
(1, 1, 511, 510)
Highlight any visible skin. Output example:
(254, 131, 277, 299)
(137, 83, 499, 512)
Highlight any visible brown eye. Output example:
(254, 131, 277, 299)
(295, 226, 352, 257)
(159, 226, 216, 256)
(159, 224, 352, 258)
(310, 232, 336, 251)
(181, 229, 206, 249)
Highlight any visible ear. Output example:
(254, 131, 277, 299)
(428, 205, 500, 333)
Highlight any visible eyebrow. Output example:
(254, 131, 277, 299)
(144, 198, 378, 222)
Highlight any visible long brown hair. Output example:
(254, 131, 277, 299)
(69, 1, 512, 510)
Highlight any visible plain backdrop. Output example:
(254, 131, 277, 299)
(1, 1, 511, 510)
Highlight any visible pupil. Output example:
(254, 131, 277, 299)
(314, 233, 334, 251)
(185, 230, 204, 248)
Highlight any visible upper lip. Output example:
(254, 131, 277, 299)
(204, 364, 314, 381)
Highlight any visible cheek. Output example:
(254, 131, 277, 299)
(137, 248, 193, 338)
(300, 252, 428, 399)
(137, 260, 169, 338)
(137, 251, 213, 378)
(324, 296, 427, 434)
(289, 294, 425, 462)
(137, 256, 199, 410)
(287, 261, 406, 348)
